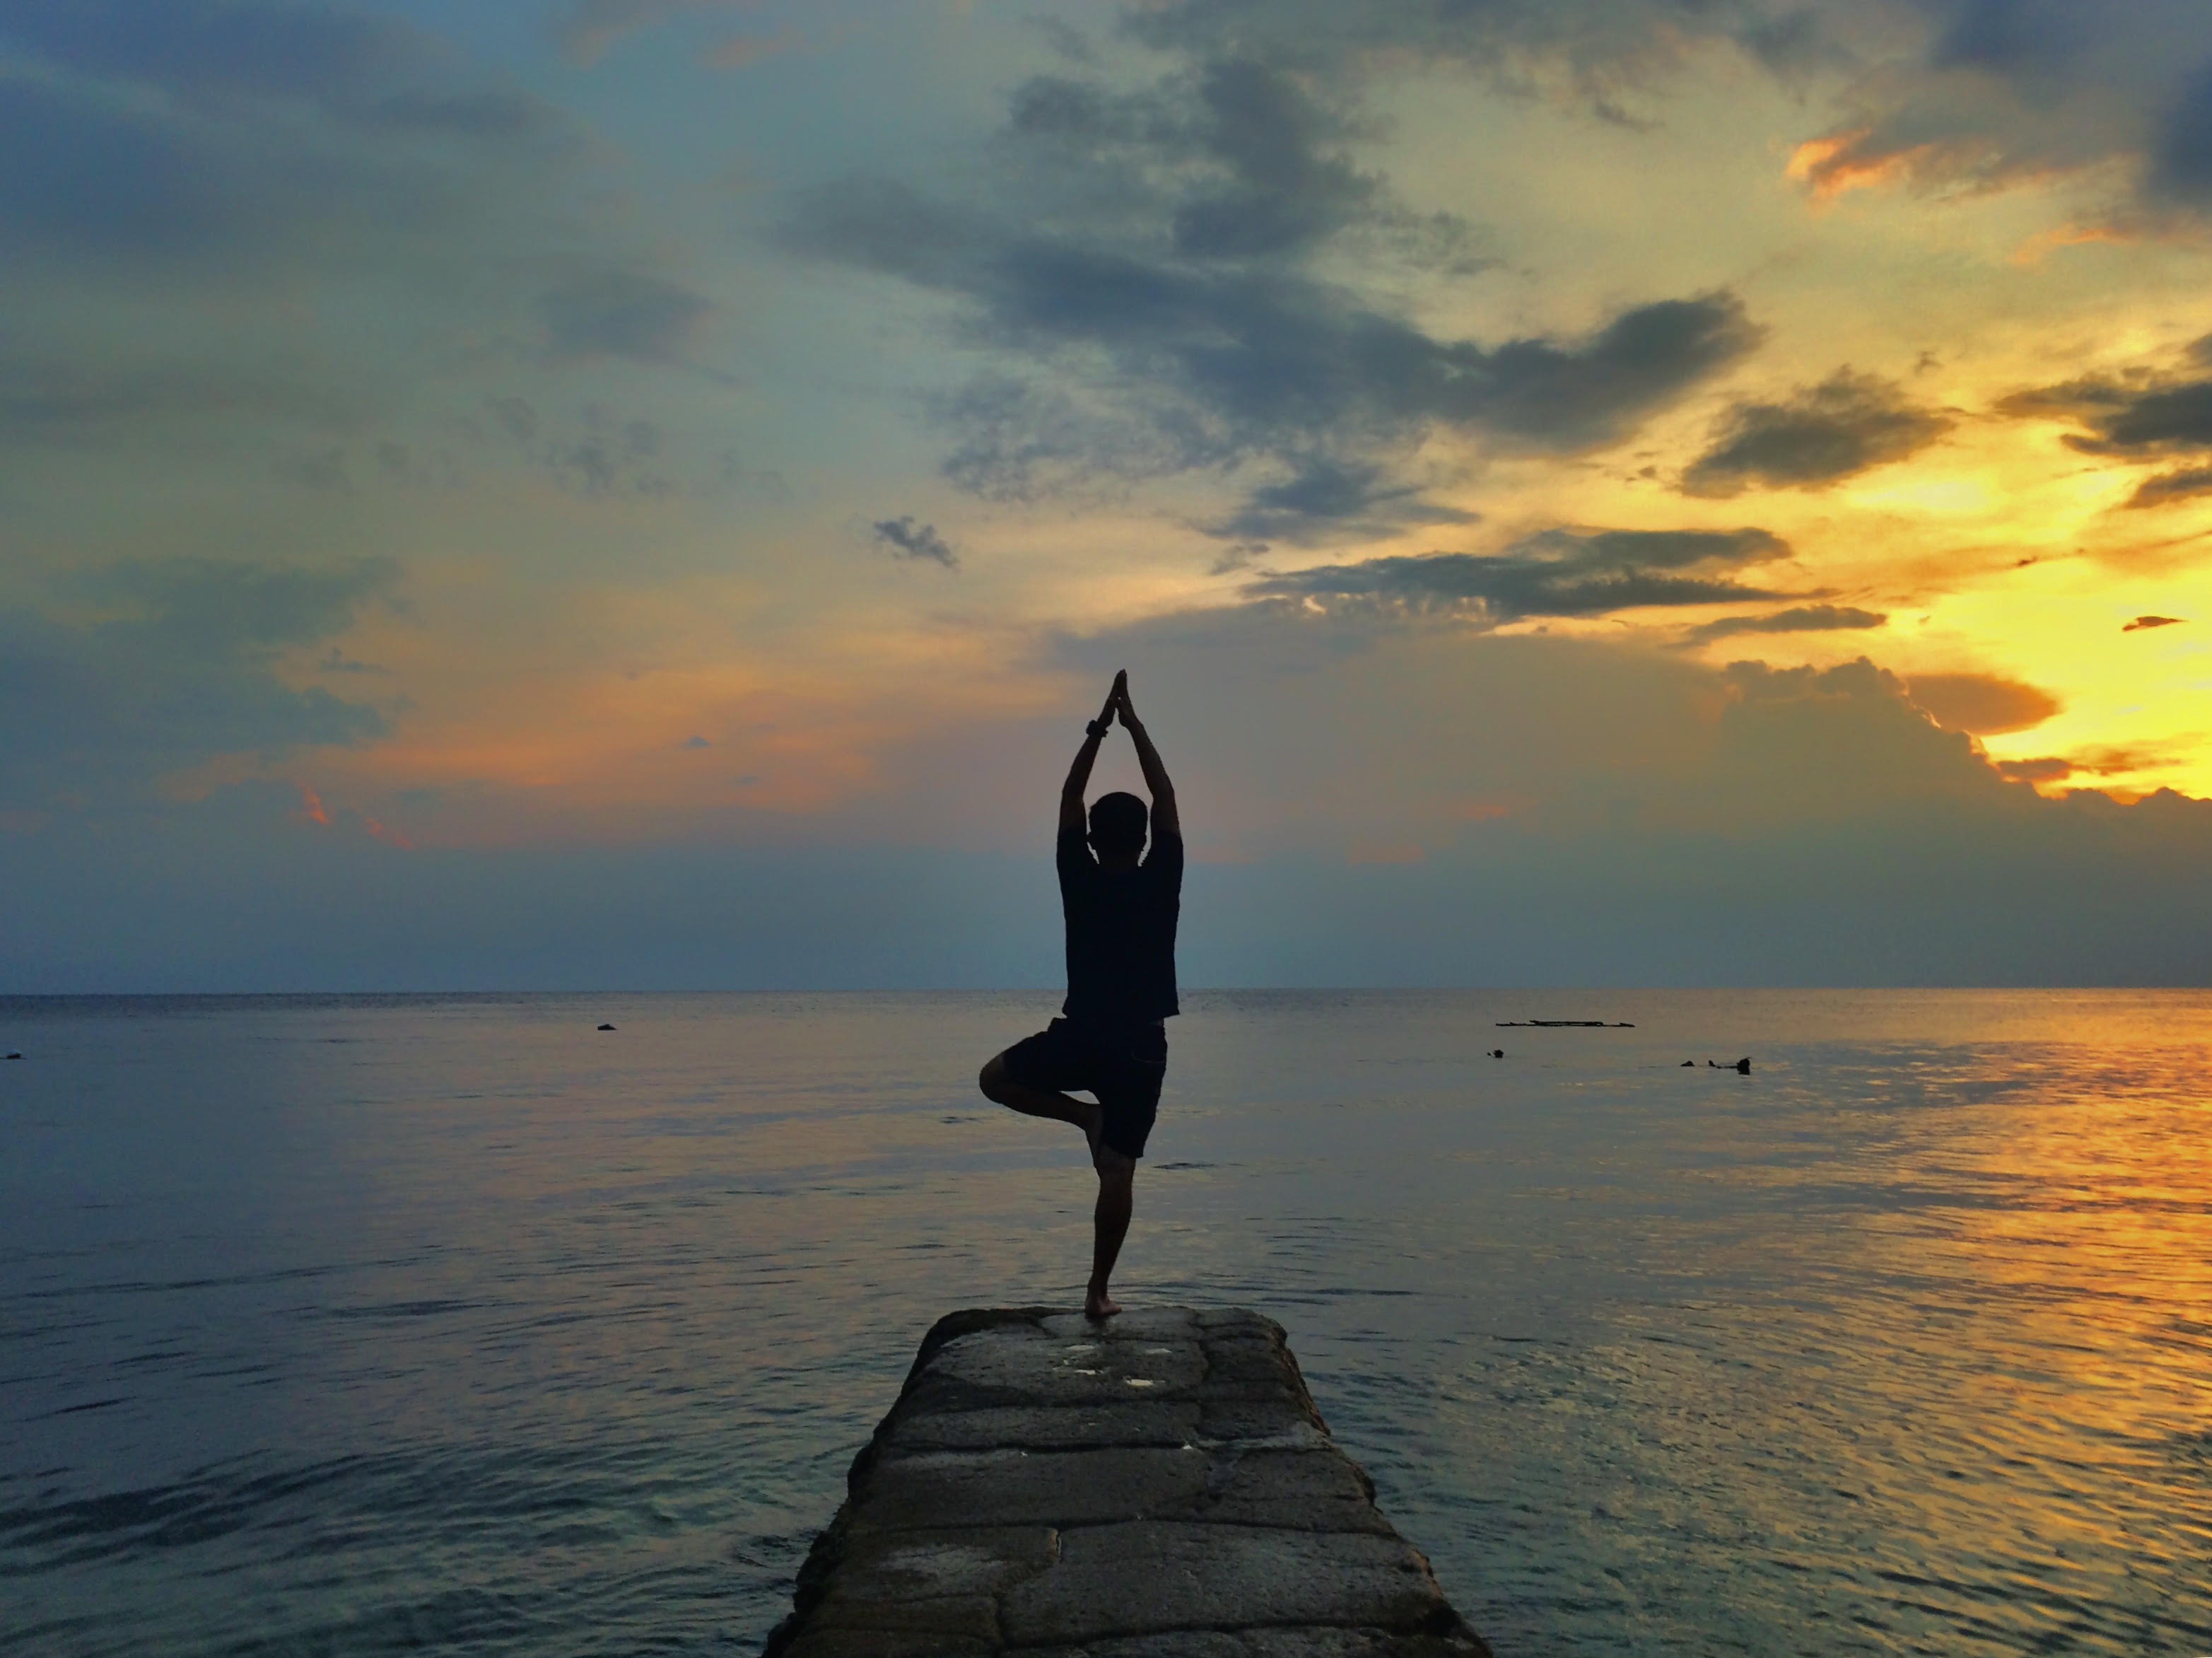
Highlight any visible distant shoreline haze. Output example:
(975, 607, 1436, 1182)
(7, 829, 2211, 993)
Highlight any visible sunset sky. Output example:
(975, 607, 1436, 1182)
(11, 0, 2212, 989)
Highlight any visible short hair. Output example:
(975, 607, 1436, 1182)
(1088, 790, 1149, 856)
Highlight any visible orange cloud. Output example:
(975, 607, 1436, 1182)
(1784, 129, 1934, 201)
(1906, 672, 2061, 736)
(2011, 220, 2138, 266)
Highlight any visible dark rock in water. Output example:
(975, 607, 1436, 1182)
(1681, 1060, 1695, 1067)
(597, 1024, 616, 1032)
(1496, 1019, 1633, 1027)
(763, 1305, 1492, 1658)
(4, 1052, 20, 1061)
(1707, 1057, 1752, 1073)
(1490, 1048, 1504, 1058)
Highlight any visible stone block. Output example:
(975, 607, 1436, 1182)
(886, 1403, 1203, 1454)
(1200, 1450, 1393, 1534)
(1196, 1401, 1329, 1450)
(852, 1447, 1213, 1532)
(761, 1309, 1492, 1658)
(997, 1522, 1446, 1646)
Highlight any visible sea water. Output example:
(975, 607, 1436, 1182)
(2, 990, 2208, 1656)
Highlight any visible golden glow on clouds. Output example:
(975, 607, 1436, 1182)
(98, 12, 2212, 850)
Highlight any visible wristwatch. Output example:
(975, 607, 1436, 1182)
(1087, 718, 1111, 738)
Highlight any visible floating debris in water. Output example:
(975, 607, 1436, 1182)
(1495, 1019, 1634, 1027)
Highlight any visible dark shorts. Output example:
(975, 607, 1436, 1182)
(1000, 1018, 1168, 1160)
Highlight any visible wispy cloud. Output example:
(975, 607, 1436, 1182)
(1683, 604, 1888, 644)
(871, 516, 959, 568)
(556, 0, 760, 68)
(1683, 370, 1951, 497)
(5, 558, 397, 808)
(1246, 526, 1794, 620)
(788, 43, 1760, 542)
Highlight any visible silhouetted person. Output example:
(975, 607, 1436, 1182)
(980, 670, 1181, 1319)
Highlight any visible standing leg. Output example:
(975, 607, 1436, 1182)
(1087, 1148, 1134, 1319)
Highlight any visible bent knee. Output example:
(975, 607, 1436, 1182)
(978, 1053, 1010, 1101)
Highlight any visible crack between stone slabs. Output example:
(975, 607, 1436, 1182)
(969, 1517, 1396, 1539)
(845, 1515, 1392, 1540)
(990, 1604, 1477, 1647)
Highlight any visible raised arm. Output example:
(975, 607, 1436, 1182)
(1060, 672, 1125, 834)
(1111, 675, 1178, 840)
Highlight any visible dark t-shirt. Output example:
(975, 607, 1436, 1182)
(1057, 827, 1183, 1027)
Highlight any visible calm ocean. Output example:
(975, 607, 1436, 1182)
(2, 990, 2208, 1655)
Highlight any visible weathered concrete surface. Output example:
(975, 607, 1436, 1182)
(763, 1307, 1492, 1658)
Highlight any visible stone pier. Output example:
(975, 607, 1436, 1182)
(762, 1307, 1492, 1658)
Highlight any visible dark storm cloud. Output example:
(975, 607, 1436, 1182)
(871, 517, 959, 568)
(1246, 525, 1793, 619)
(788, 41, 1762, 539)
(2, 558, 394, 807)
(1682, 370, 1952, 496)
(1683, 603, 1888, 643)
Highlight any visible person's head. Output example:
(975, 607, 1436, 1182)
(1087, 791, 1148, 859)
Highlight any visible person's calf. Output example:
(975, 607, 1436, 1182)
(1087, 1150, 1135, 1319)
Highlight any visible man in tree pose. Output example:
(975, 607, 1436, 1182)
(980, 670, 1182, 1319)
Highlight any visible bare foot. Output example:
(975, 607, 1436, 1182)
(1084, 1290, 1122, 1319)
